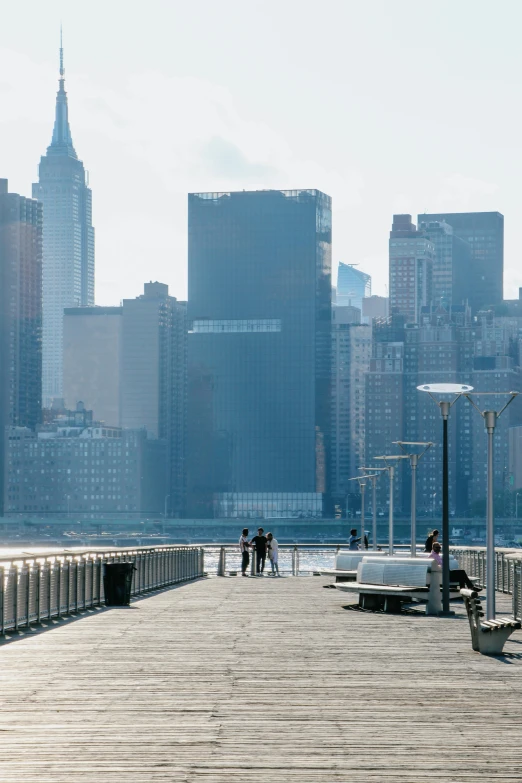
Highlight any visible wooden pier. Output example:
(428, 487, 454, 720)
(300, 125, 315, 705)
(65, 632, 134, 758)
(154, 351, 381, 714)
(0, 575, 521, 782)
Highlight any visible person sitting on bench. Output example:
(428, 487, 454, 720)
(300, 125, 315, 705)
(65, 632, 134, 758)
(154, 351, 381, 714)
(429, 542, 478, 590)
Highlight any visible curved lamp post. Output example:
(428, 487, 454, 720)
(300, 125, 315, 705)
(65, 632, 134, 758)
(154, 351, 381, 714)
(462, 391, 519, 620)
(348, 474, 379, 548)
(373, 455, 409, 555)
(359, 467, 388, 550)
(417, 383, 473, 615)
(393, 441, 433, 557)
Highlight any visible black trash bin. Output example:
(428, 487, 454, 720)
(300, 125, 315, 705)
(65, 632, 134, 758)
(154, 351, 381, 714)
(104, 562, 135, 606)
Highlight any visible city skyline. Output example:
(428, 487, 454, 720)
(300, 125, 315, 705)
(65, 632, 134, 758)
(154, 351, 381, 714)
(2, 1, 522, 306)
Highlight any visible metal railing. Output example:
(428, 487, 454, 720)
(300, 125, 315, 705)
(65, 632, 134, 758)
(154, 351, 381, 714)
(451, 546, 522, 620)
(0, 545, 205, 635)
(214, 543, 337, 577)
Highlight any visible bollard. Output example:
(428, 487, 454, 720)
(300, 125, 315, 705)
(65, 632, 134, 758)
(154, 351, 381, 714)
(250, 547, 257, 576)
(217, 547, 226, 577)
(292, 546, 299, 576)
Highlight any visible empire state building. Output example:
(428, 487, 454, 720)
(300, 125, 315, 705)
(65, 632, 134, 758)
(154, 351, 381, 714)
(33, 37, 95, 406)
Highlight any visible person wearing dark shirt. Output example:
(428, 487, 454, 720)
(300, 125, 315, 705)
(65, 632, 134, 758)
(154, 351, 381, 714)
(250, 528, 268, 574)
(424, 529, 439, 552)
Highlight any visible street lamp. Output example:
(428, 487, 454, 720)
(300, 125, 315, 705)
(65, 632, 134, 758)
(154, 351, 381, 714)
(348, 474, 379, 548)
(359, 467, 387, 550)
(417, 382, 473, 615)
(462, 390, 519, 620)
(393, 441, 433, 557)
(373, 455, 409, 555)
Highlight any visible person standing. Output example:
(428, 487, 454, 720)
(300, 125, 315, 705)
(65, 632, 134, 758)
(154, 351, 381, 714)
(424, 529, 439, 552)
(349, 529, 361, 550)
(250, 527, 268, 574)
(239, 528, 250, 576)
(267, 532, 279, 576)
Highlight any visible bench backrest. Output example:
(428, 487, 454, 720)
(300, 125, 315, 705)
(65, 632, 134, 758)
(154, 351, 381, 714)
(335, 551, 385, 571)
(357, 559, 431, 587)
(460, 589, 482, 651)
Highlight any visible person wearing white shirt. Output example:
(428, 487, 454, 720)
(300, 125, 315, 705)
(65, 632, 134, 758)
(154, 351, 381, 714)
(239, 528, 250, 577)
(267, 532, 279, 576)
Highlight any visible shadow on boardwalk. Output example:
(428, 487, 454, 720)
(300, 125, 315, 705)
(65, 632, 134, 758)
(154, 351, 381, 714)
(0, 576, 520, 782)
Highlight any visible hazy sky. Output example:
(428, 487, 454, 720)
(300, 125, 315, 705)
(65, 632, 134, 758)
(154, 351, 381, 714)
(1, 0, 521, 305)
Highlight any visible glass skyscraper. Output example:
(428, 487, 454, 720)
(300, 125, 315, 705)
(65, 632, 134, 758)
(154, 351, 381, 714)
(0, 179, 43, 514)
(418, 212, 503, 313)
(337, 263, 371, 312)
(33, 39, 95, 406)
(417, 220, 471, 309)
(187, 189, 332, 519)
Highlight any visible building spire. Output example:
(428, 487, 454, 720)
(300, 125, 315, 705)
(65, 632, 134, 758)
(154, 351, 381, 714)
(47, 28, 77, 158)
(60, 25, 64, 80)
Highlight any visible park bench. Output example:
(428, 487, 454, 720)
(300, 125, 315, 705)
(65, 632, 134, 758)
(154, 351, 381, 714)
(336, 558, 442, 615)
(319, 550, 386, 582)
(461, 588, 521, 655)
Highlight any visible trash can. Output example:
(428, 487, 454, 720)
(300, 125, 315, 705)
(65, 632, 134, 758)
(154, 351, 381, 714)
(104, 562, 135, 606)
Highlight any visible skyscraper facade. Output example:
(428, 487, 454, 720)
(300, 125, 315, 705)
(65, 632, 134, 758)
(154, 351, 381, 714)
(63, 306, 122, 426)
(418, 212, 504, 313)
(389, 215, 433, 325)
(331, 306, 372, 506)
(0, 179, 43, 515)
(121, 282, 187, 517)
(418, 220, 471, 308)
(337, 263, 371, 311)
(33, 41, 95, 406)
(187, 189, 332, 519)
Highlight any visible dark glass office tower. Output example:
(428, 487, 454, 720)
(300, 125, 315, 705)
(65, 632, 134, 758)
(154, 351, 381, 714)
(0, 179, 43, 514)
(418, 220, 471, 308)
(418, 212, 503, 312)
(187, 189, 332, 519)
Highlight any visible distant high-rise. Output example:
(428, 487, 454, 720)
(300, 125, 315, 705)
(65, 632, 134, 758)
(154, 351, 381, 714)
(33, 36, 95, 406)
(418, 212, 503, 312)
(337, 263, 371, 312)
(63, 306, 122, 426)
(121, 283, 187, 517)
(187, 189, 332, 519)
(418, 220, 471, 309)
(389, 215, 433, 324)
(0, 179, 43, 515)
(331, 306, 371, 506)
(362, 295, 389, 322)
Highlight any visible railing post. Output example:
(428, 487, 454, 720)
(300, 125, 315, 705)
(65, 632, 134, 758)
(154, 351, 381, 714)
(217, 547, 226, 577)
(0, 566, 4, 636)
(292, 545, 299, 576)
(25, 566, 30, 628)
(513, 561, 519, 620)
(13, 568, 18, 631)
(36, 563, 41, 624)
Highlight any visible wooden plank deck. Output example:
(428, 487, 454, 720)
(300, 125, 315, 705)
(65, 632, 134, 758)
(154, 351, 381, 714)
(0, 575, 521, 782)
